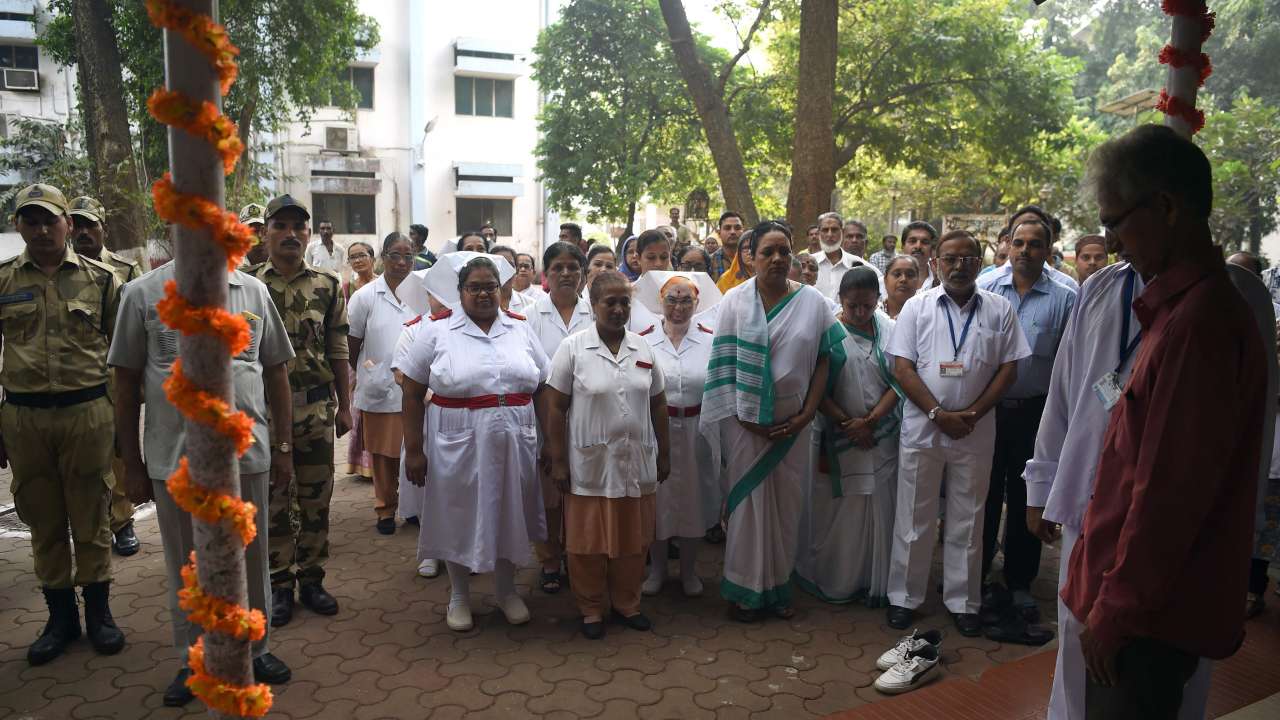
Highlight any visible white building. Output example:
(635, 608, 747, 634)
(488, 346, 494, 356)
(0, 0, 76, 258)
(271, 0, 558, 259)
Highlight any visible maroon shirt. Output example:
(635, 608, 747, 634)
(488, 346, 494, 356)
(1062, 250, 1265, 660)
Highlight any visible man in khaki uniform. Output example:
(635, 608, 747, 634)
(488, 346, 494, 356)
(68, 195, 141, 557)
(0, 184, 126, 665)
(248, 194, 352, 626)
(241, 202, 269, 266)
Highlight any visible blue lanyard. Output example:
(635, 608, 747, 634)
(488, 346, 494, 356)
(944, 295, 979, 361)
(1116, 269, 1142, 373)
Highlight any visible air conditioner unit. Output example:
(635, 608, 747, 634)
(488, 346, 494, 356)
(323, 125, 358, 154)
(2, 69, 38, 92)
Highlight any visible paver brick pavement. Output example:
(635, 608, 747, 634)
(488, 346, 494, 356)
(0, 433, 1054, 718)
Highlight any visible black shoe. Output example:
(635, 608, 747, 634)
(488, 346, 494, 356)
(729, 604, 760, 623)
(253, 652, 292, 684)
(163, 667, 194, 707)
(27, 587, 81, 666)
(81, 582, 125, 655)
(581, 620, 605, 640)
(980, 584, 1012, 626)
(610, 610, 652, 631)
(299, 583, 339, 615)
(405, 516, 420, 526)
(704, 525, 725, 545)
(952, 612, 982, 637)
(271, 587, 294, 627)
(886, 605, 913, 630)
(376, 518, 396, 535)
(112, 522, 140, 557)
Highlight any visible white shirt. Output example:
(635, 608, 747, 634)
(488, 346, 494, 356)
(547, 326, 666, 498)
(885, 284, 1030, 455)
(395, 309, 549, 406)
(645, 321, 714, 409)
(528, 293, 594, 361)
(348, 276, 417, 413)
(508, 287, 536, 316)
(815, 249, 883, 300)
(305, 239, 347, 273)
(1023, 263, 1143, 528)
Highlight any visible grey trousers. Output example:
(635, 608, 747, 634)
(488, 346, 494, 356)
(152, 471, 270, 659)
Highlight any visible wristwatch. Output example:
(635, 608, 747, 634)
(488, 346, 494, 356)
(927, 406, 942, 421)
(275, 442, 292, 454)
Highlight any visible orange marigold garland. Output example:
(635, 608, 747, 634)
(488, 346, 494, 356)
(188, 638, 273, 718)
(152, 174, 254, 270)
(179, 553, 267, 641)
(1157, 0, 1215, 135)
(145, 0, 239, 94)
(166, 460, 258, 545)
(148, 89, 245, 174)
(157, 280, 252, 355)
(148, 0, 268, 715)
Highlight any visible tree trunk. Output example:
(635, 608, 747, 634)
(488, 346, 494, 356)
(228, 90, 257, 199)
(1248, 191, 1263, 256)
(164, 1, 253, 715)
(71, 0, 147, 259)
(622, 199, 637, 241)
(658, 0, 759, 226)
(784, 0, 838, 235)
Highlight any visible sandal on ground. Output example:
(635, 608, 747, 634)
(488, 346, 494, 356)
(729, 604, 760, 623)
(982, 616, 1054, 646)
(771, 605, 796, 620)
(539, 570, 562, 594)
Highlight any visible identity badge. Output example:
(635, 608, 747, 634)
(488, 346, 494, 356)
(939, 361, 965, 378)
(1093, 371, 1124, 410)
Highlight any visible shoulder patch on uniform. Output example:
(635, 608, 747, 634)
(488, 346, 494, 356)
(638, 325, 655, 336)
(503, 309, 527, 321)
(79, 255, 117, 276)
(244, 261, 268, 273)
(313, 267, 343, 283)
(429, 308, 453, 322)
(697, 323, 714, 334)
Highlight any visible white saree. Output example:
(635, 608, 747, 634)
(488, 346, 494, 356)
(795, 310, 902, 606)
(700, 279, 847, 610)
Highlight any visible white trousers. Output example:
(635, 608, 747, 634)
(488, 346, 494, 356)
(1049, 524, 1212, 720)
(887, 445, 992, 615)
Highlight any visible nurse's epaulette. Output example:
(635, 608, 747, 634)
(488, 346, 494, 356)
(637, 325, 655, 336)
(428, 308, 453, 322)
(503, 309, 527, 321)
(404, 314, 424, 327)
(697, 323, 714, 334)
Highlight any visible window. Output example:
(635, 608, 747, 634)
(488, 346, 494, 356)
(456, 198, 512, 236)
(311, 66, 374, 110)
(0, 45, 38, 70)
(312, 194, 376, 235)
(454, 77, 514, 118)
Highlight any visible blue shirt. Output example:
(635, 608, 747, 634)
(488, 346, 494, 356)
(979, 269, 1076, 399)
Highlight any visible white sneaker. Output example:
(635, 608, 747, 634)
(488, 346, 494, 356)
(641, 572, 665, 596)
(497, 595, 531, 625)
(681, 573, 704, 598)
(418, 559, 440, 578)
(446, 601, 473, 632)
(873, 645, 940, 694)
(876, 629, 944, 671)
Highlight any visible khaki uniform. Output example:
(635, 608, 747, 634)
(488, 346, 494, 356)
(0, 246, 122, 589)
(249, 260, 348, 590)
(86, 247, 141, 533)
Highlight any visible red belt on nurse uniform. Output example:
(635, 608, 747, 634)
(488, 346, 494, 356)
(430, 393, 533, 409)
(667, 404, 702, 418)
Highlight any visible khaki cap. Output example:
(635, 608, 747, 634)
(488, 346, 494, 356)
(239, 202, 266, 226)
(14, 184, 69, 216)
(264, 194, 310, 221)
(68, 195, 106, 223)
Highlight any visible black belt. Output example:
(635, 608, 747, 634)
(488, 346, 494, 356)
(292, 383, 332, 406)
(5, 384, 108, 409)
(999, 395, 1047, 410)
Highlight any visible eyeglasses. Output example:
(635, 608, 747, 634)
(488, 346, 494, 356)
(516, 262, 534, 270)
(462, 283, 500, 296)
(938, 256, 982, 266)
(348, 253, 370, 261)
(1101, 195, 1153, 235)
(678, 261, 707, 271)
(384, 252, 412, 262)
(663, 296, 695, 306)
